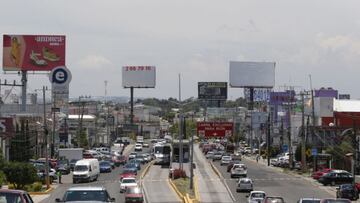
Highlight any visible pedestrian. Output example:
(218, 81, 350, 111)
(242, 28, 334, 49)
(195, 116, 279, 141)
(57, 170, 62, 184)
(256, 154, 260, 163)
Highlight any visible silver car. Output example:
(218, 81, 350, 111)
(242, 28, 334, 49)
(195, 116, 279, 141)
(231, 165, 247, 178)
(55, 186, 115, 202)
(247, 191, 266, 203)
(237, 178, 253, 192)
(220, 155, 232, 165)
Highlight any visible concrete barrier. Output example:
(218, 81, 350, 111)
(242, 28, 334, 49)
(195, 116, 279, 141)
(168, 178, 200, 203)
(28, 187, 54, 195)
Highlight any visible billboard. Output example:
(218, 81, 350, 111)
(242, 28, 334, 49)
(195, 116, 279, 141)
(339, 94, 350, 100)
(244, 88, 271, 102)
(270, 91, 296, 105)
(122, 66, 156, 88)
(3, 35, 66, 71)
(229, 61, 275, 88)
(197, 122, 233, 138)
(198, 82, 227, 100)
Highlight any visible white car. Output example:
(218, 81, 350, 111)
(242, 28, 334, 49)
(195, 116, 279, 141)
(247, 191, 266, 203)
(220, 156, 232, 165)
(206, 151, 214, 159)
(119, 177, 138, 193)
(135, 143, 143, 151)
(237, 178, 253, 192)
(143, 143, 149, 148)
(128, 152, 137, 160)
(231, 164, 247, 178)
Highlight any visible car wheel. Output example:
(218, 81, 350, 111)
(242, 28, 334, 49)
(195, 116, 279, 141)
(331, 181, 336, 186)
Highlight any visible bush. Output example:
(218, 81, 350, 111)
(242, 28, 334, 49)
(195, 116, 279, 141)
(173, 169, 187, 179)
(0, 171, 5, 187)
(24, 182, 43, 192)
(3, 162, 38, 189)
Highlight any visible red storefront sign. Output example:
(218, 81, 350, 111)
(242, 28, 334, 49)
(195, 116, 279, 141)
(197, 122, 233, 138)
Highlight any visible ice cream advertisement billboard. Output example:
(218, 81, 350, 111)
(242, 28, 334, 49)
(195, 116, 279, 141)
(3, 35, 66, 71)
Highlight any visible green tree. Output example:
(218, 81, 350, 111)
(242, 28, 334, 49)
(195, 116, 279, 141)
(3, 162, 38, 189)
(169, 119, 197, 139)
(79, 130, 89, 149)
(9, 119, 32, 162)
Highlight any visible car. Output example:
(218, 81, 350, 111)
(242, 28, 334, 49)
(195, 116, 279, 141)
(129, 152, 137, 160)
(57, 159, 71, 175)
(227, 160, 241, 172)
(142, 153, 152, 162)
(231, 166, 247, 178)
(120, 168, 137, 180)
(336, 184, 359, 200)
(55, 186, 115, 202)
(124, 163, 140, 172)
(236, 178, 253, 192)
(135, 143, 143, 151)
(99, 161, 112, 173)
(264, 196, 285, 203)
(319, 198, 351, 203)
(205, 151, 215, 159)
(312, 168, 334, 180)
(232, 153, 242, 161)
(135, 155, 146, 164)
(247, 191, 266, 203)
(297, 198, 321, 203)
(212, 152, 223, 161)
(220, 155, 232, 165)
(69, 159, 79, 171)
(128, 159, 141, 170)
(0, 189, 35, 203)
(113, 155, 127, 166)
(125, 186, 144, 203)
(318, 170, 353, 186)
(142, 143, 149, 148)
(120, 177, 138, 193)
(73, 159, 100, 183)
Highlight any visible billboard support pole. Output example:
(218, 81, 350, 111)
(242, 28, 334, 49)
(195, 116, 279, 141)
(249, 87, 254, 111)
(130, 87, 134, 125)
(267, 113, 271, 166)
(21, 70, 27, 112)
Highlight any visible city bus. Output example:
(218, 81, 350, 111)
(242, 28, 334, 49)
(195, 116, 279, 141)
(152, 143, 171, 166)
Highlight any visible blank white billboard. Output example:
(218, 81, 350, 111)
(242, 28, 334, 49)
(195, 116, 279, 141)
(229, 61, 275, 88)
(122, 66, 156, 88)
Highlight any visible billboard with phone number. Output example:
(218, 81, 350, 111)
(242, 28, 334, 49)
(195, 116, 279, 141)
(197, 122, 233, 138)
(3, 35, 66, 71)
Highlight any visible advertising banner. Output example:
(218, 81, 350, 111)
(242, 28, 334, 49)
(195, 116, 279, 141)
(122, 66, 156, 88)
(0, 117, 15, 138)
(3, 35, 66, 71)
(198, 82, 227, 100)
(229, 61, 275, 88)
(197, 122, 233, 138)
(244, 88, 271, 102)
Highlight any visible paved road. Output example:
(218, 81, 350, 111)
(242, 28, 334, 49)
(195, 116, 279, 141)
(40, 144, 151, 203)
(212, 155, 336, 203)
(194, 144, 234, 203)
(143, 164, 181, 203)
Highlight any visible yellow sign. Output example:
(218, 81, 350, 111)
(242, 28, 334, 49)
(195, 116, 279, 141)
(306, 149, 311, 157)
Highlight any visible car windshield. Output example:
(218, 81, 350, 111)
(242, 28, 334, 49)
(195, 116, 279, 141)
(0, 193, 22, 203)
(222, 156, 231, 160)
(74, 165, 88, 171)
(302, 200, 320, 203)
(266, 197, 284, 203)
(251, 193, 266, 198)
(122, 179, 136, 184)
(70, 159, 78, 164)
(100, 161, 110, 166)
(122, 169, 135, 174)
(64, 190, 109, 201)
(126, 187, 142, 194)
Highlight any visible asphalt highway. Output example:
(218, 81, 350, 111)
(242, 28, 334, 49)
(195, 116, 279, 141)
(211, 155, 336, 203)
(40, 145, 151, 203)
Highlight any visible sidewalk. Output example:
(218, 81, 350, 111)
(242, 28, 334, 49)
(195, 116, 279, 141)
(194, 145, 234, 203)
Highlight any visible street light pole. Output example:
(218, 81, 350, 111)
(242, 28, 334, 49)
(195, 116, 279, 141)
(42, 86, 50, 189)
(189, 130, 194, 190)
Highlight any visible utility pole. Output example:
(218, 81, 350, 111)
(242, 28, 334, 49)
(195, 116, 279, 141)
(287, 88, 294, 169)
(301, 92, 307, 172)
(51, 93, 56, 158)
(42, 86, 50, 189)
(105, 81, 109, 145)
(267, 113, 271, 166)
(353, 118, 357, 185)
(178, 74, 183, 170)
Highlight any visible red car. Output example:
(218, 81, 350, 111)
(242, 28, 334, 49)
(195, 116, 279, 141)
(120, 168, 137, 180)
(312, 168, 334, 180)
(113, 155, 127, 166)
(0, 189, 34, 203)
(125, 186, 144, 203)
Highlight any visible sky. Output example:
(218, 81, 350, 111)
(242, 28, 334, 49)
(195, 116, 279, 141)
(1, 0, 360, 100)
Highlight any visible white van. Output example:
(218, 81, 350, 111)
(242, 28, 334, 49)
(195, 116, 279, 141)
(135, 143, 143, 151)
(73, 159, 100, 183)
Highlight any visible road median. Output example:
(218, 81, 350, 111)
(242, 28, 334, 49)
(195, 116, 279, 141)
(168, 177, 199, 203)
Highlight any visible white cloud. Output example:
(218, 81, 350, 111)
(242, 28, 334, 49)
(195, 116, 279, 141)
(77, 55, 112, 69)
(317, 34, 360, 56)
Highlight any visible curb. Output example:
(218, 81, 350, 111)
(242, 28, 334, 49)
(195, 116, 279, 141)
(194, 175, 200, 202)
(208, 161, 236, 202)
(168, 178, 184, 201)
(141, 161, 154, 180)
(28, 187, 54, 195)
